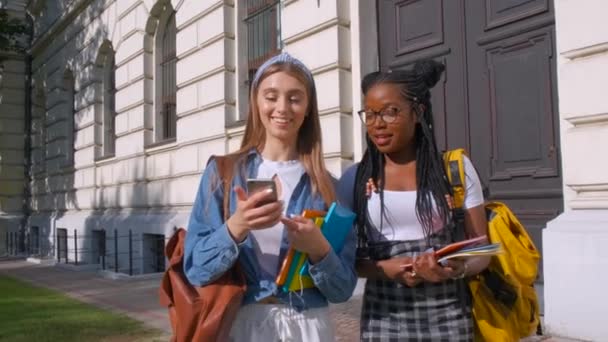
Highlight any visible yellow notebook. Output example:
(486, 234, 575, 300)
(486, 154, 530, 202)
(282, 217, 324, 292)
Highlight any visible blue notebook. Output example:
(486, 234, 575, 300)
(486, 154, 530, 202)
(298, 202, 356, 276)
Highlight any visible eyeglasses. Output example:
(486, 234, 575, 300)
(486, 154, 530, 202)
(357, 107, 402, 126)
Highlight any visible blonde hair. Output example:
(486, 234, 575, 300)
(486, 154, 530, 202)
(232, 62, 335, 206)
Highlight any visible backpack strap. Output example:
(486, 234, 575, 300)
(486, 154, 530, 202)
(443, 149, 467, 242)
(213, 155, 238, 222)
(443, 148, 467, 209)
(442, 149, 472, 315)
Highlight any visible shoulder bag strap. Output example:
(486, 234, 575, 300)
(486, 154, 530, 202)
(213, 155, 237, 222)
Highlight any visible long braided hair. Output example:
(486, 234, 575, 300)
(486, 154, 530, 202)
(354, 60, 452, 250)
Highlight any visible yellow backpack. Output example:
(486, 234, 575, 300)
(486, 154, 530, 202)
(443, 149, 541, 342)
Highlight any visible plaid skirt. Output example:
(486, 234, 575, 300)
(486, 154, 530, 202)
(360, 233, 473, 342)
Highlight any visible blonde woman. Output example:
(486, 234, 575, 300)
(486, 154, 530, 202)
(184, 53, 357, 341)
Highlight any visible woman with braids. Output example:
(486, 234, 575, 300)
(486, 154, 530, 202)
(337, 60, 490, 341)
(185, 53, 357, 341)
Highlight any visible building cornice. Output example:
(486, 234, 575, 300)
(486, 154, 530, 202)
(29, 0, 95, 56)
(564, 112, 608, 127)
(562, 42, 608, 60)
(282, 17, 350, 46)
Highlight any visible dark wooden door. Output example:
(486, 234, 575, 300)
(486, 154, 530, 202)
(377, 0, 470, 150)
(464, 1, 562, 287)
(377, 0, 562, 294)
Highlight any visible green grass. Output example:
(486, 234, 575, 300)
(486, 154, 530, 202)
(0, 275, 164, 342)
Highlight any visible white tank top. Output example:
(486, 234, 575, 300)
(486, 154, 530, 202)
(367, 155, 484, 241)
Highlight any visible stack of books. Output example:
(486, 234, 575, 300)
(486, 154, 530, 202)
(437, 242, 502, 264)
(400, 235, 502, 269)
(276, 202, 356, 292)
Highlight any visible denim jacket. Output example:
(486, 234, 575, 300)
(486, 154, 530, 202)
(184, 149, 357, 311)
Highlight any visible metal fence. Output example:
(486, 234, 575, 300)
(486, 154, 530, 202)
(4, 231, 21, 256)
(4, 229, 168, 276)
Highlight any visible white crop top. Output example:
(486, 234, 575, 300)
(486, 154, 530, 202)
(367, 155, 484, 242)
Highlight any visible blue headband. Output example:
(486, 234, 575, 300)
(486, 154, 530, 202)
(251, 52, 315, 89)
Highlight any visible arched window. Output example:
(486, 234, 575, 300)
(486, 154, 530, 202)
(63, 69, 75, 166)
(155, 7, 176, 142)
(102, 51, 116, 157)
(33, 82, 46, 175)
(95, 42, 116, 159)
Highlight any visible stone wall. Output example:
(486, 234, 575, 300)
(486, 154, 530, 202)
(0, 1, 28, 255)
(543, 0, 608, 340)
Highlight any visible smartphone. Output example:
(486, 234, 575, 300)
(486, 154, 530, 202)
(246, 178, 278, 206)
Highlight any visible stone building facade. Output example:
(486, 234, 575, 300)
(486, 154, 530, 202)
(2, 0, 365, 275)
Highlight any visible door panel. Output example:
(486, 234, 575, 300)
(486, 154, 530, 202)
(378, 0, 469, 151)
(394, 0, 444, 55)
(465, 1, 562, 286)
(485, 0, 549, 29)
(487, 31, 558, 181)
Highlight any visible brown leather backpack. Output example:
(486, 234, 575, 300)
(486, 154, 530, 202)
(159, 155, 246, 342)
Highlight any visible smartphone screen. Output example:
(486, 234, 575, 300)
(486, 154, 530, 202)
(246, 178, 278, 206)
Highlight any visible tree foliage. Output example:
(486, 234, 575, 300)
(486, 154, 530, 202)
(0, 9, 29, 54)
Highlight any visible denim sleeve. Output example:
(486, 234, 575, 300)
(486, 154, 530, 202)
(308, 221, 358, 303)
(307, 164, 360, 303)
(183, 158, 240, 286)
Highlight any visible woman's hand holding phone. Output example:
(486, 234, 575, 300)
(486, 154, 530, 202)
(226, 184, 283, 243)
(246, 179, 278, 206)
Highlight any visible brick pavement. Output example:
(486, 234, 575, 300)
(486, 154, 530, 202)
(327, 295, 580, 342)
(330, 296, 362, 342)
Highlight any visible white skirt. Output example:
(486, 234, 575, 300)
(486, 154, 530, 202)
(229, 303, 335, 342)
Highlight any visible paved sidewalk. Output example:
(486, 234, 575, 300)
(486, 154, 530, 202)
(329, 296, 362, 342)
(0, 259, 587, 342)
(328, 295, 584, 342)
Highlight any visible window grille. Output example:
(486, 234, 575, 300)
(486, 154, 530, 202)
(244, 0, 281, 83)
(160, 12, 176, 140)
